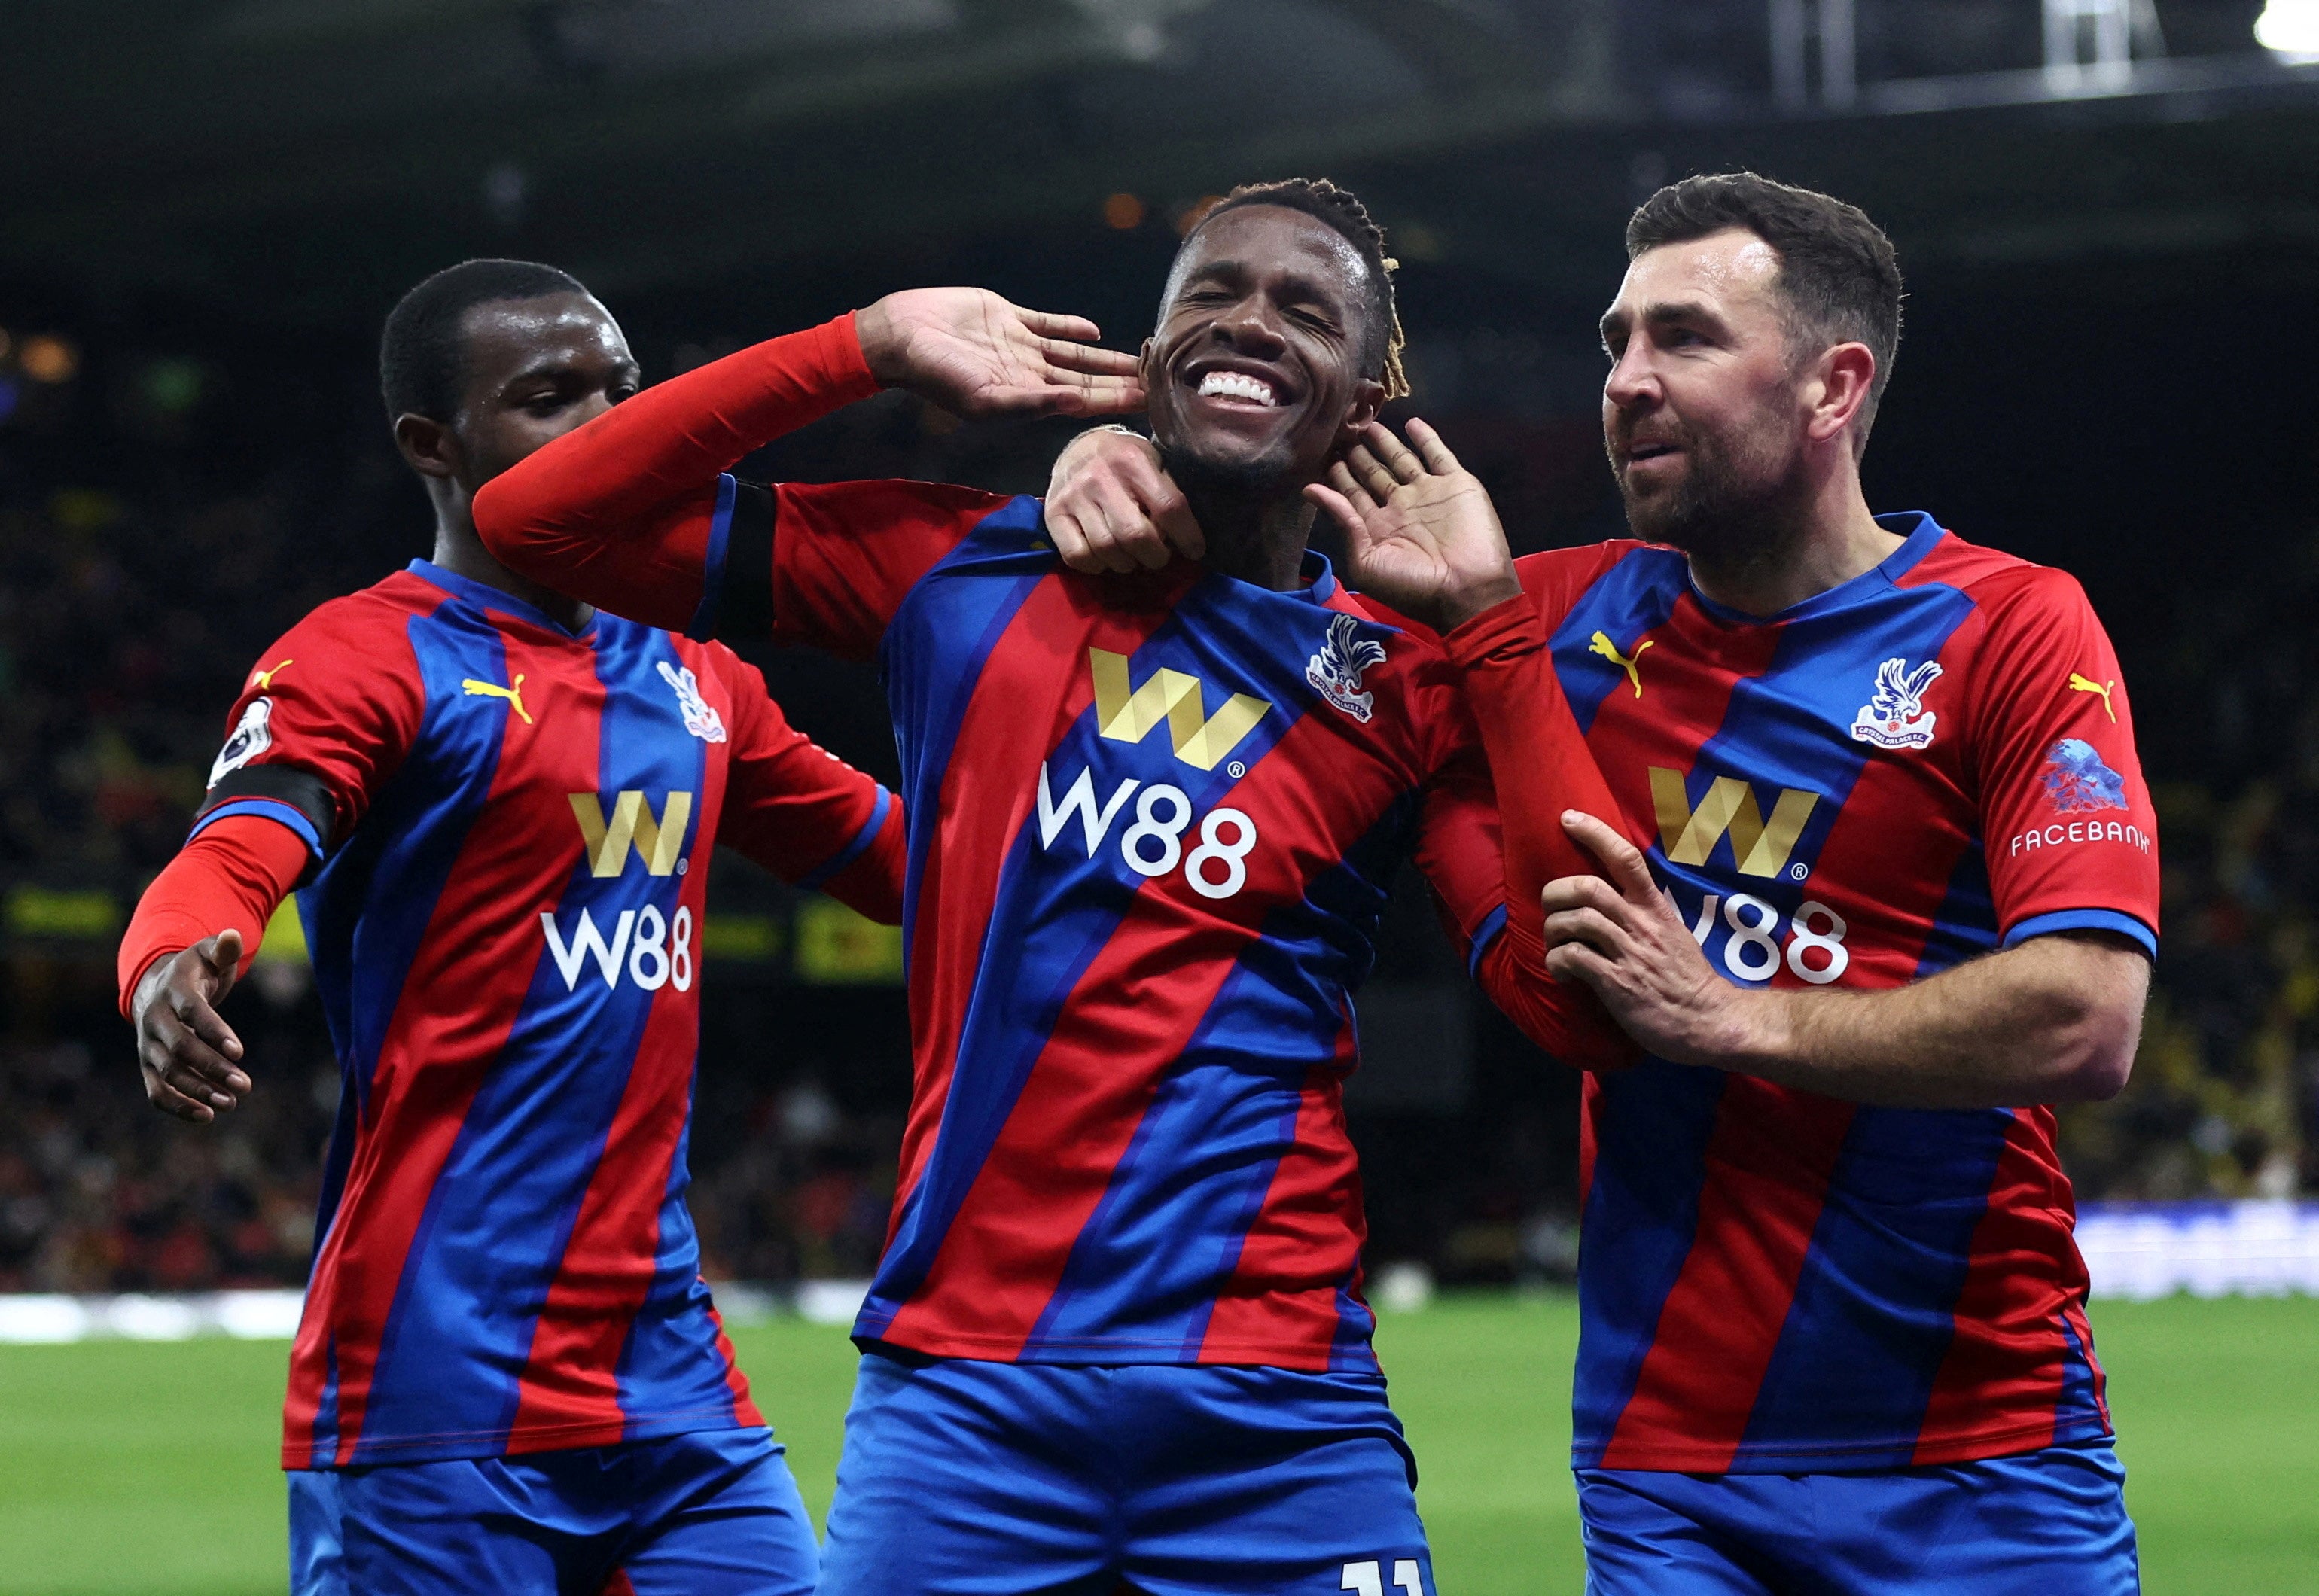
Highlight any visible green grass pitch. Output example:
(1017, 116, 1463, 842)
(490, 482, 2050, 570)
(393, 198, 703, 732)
(0, 1294, 2313, 1592)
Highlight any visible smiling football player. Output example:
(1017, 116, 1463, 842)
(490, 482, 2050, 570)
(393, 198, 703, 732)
(473, 178, 1632, 1596)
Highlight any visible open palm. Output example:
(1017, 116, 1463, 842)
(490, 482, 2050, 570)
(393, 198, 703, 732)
(858, 287, 1145, 420)
(1306, 419, 1521, 632)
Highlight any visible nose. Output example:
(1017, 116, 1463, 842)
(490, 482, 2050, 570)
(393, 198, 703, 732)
(1208, 296, 1288, 361)
(1603, 342, 1659, 414)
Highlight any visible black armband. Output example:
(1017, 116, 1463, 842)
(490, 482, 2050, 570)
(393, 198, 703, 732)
(691, 477, 776, 642)
(191, 764, 338, 883)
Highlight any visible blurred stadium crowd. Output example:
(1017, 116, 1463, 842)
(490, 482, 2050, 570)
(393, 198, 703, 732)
(0, 303, 2311, 1297)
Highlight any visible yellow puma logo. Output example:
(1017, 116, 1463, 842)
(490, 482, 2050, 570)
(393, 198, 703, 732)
(250, 659, 293, 690)
(462, 674, 534, 724)
(2067, 672, 2116, 723)
(1590, 631, 1653, 698)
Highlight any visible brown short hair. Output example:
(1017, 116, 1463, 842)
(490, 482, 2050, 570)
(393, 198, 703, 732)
(1627, 172, 1903, 449)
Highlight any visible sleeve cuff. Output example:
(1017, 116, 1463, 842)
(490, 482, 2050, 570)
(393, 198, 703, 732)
(1441, 591, 1546, 672)
(797, 786, 894, 891)
(2001, 908, 2156, 961)
(823, 311, 882, 403)
(188, 797, 325, 863)
(1464, 903, 1510, 980)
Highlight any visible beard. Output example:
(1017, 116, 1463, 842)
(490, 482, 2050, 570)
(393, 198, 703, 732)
(1612, 410, 1808, 576)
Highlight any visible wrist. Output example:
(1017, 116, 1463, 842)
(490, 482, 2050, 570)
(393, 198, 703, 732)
(1708, 988, 1795, 1075)
(852, 298, 904, 388)
(1437, 573, 1525, 632)
(129, 951, 180, 1027)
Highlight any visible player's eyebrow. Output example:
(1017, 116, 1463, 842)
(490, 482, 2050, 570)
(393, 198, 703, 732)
(1601, 300, 1729, 344)
(499, 353, 640, 393)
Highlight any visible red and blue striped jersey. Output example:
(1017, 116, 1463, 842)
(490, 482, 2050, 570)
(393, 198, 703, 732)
(1517, 514, 2157, 1471)
(741, 477, 1600, 1371)
(199, 560, 897, 1470)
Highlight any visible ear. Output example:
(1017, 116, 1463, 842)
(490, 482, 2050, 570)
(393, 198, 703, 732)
(1332, 377, 1387, 451)
(393, 412, 460, 481)
(1806, 342, 1877, 445)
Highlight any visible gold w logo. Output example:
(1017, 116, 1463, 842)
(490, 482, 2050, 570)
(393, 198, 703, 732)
(250, 658, 293, 690)
(568, 790, 693, 877)
(1589, 631, 1653, 698)
(1649, 767, 1820, 879)
(1088, 647, 1269, 772)
(463, 674, 534, 725)
(2068, 672, 2117, 723)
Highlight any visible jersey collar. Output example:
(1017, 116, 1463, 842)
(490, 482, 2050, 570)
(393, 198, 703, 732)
(1300, 550, 1339, 603)
(1191, 547, 1339, 605)
(406, 559, 597, 641)
(1684, 511, 1945, 626)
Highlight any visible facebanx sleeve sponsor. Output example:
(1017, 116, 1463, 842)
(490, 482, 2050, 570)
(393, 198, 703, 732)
(1966, 568, 2159, 952)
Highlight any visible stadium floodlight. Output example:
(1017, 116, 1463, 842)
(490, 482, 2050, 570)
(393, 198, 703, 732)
(2256, 0, 2319, 59)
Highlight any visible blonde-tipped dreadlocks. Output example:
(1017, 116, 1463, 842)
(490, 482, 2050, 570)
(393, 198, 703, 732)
(1194, 178, 1410, 401)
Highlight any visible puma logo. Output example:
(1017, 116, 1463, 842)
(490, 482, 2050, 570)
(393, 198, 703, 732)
(2067, 672, 2116, 723)
(462, 675, 534, 725)
(250, 659, 293, 690)
(1589, 631, 1653, 699)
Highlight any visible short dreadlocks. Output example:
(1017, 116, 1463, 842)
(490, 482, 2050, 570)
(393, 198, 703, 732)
(1179, 178, 1409, 401)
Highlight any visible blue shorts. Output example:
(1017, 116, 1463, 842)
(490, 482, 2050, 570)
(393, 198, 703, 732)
(818, 1351, 1434, 1596)
(288, 1426, 817, 1596)
(1577, 1441, 2139, 1595)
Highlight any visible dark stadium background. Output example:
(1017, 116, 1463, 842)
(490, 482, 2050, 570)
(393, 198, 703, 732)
(0, 0, 2314, 1302)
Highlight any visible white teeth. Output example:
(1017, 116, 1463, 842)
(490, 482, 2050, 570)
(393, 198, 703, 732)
(1197, 370, 1278, 407)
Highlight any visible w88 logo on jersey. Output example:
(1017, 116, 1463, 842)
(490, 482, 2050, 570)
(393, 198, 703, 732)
(539, 904, 696, 994)
(1679, 888, 1850, 985)
(1035, 760, 1258, 900)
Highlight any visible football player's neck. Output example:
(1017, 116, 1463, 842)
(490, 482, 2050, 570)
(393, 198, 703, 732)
(424, 480, 595, 634)
(1687, 449, 1894, 619)
(1182, 485, 1316, 593)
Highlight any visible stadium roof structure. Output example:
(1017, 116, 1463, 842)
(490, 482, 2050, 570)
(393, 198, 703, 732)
(4, 0, 2316, 321)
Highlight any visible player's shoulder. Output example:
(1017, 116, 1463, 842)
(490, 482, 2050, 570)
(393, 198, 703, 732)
(1328, 586, 1451, 665)
(1512, 538, 1677, 618)
(245, 570, 439, 677)
(779, 475, 1021, 532)
(1903, 526, 2101, 632)
(666, 630, 763, 695)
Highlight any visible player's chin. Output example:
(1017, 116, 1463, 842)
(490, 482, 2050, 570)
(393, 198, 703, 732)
(1169, 431, 1299, 495)
(1616, 480, 1684, 542)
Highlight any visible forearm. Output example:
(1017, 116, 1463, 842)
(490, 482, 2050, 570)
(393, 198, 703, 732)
(1711, 934, 2149, 1109)
(1443, 596, 1631, 946)
(471, 315, 879, 626)
(1472, 927, 1638, 1072)
(117, 816, 309, 1018)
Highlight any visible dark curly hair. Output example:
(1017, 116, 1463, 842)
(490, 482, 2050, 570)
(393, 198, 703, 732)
(1178, 178, 1409, 401)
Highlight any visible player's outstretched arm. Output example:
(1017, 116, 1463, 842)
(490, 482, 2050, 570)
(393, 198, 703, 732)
(119, 815, 309, 1122)
(474, 291, 1140, 631)
(1540, 813, 2150, 1108)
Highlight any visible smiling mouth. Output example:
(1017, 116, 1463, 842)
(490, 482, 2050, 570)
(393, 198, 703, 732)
(1195, 370, 1281, 407)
